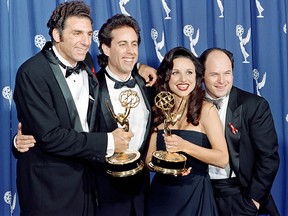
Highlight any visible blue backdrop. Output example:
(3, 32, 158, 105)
(1, 0, 287, 215)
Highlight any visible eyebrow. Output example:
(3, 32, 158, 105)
(117, 40, 138, 44)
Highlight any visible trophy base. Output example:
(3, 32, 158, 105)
(148, 150, 187, 176)
(106, 149, 144, 177)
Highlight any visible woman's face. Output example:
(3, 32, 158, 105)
(168, 57, 196, 99)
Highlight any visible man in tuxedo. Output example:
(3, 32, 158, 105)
(199, 48, 280, 215)
(13, 2, 133, 215)
(94, 14, 154, 216)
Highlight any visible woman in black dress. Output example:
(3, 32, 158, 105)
(145, 47, 228, 216)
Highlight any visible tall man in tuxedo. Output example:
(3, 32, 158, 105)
(199, 48, 279, 216)
(94, 14, 154, 216)
(13, 2, 133, 215)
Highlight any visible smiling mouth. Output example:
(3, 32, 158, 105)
(177, 84, 189, 91)
(216, 85, 226, 90)
(123, 57, 134, 63)
(76, 47, 88, 52)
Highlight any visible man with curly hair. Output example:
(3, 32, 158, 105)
(13, 2, 133, 215)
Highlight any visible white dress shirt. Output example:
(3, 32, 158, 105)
(14, 48, 91, 149)
(53, 46, 89, 132)
(206, 93, 236, 179)
(105, 66, 149, 155)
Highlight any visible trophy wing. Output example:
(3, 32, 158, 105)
(158, 32, 165, 49)
(258, 72, 266, 89)
(193, 28, 200, 45)
(242, 28, 251, 45)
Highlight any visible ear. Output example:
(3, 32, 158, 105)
(52, 29, 61, 43)
(102, 44, 110, 57)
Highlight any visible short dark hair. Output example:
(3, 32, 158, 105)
(199, 47, 234, 74)
(152, 46, 204, 128)
(97, 14, 141, 68)
(47, 1, 92, 43)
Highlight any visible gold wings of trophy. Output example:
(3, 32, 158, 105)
(148, 91, 187, 176)
(105, 89, 144, 177)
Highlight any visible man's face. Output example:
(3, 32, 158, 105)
(203, 50, 233, 99)
(53, 16, 93, 66)
(102, 26, 139, 80)
(168, 57, 196, 99)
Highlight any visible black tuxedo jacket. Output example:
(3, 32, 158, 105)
(225, 86, 279, 214)
(94, 67, 154, 216)
(13, 42, 107, 216)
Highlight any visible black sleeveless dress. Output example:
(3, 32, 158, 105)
(147, 130, 218, 216)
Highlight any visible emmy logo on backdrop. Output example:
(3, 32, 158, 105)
(236, 24, 251, 63)
(161, 0, 171, 19)
(183, 25, 199, 57)
(2, 86, 12, 111)
(255, 0, 264, 18)
(105, 89, 144, 177)
(119, 0, 131, 16)
(252, 69, 266, 96)
(148, 91, 188, 176)
(92, 30, 99, 48)
(34, 34, 46, 50)
(3, 191, 16, 216)
(217, 0, 224, 18)
(151, 28, 165, 63)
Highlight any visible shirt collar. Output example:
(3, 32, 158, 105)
(105, 66, 132, 82)
(52, 46, 74, 68)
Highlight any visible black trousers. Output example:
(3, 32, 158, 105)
(211, 178, 259, 216)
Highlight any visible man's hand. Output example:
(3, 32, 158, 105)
(15, 122, 36, 152)
(138, 63, 157, 87)
(112, 128, 134, 152)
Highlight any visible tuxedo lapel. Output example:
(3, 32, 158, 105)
(97, 68, 152, 154)
(132, 70, 152, 154)
(225, 87, 242, 174)
(98, 69, 118, 131)
(133, 71, 150, 112)
(85, 64, 99, 132)
(44, 46, 83, 132)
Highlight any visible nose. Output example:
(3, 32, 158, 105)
(127, 44, 138, 55)
(218, 74, 224, 83)
(126, 44, 133, 53)
(180, 73, 187, 81)
(81, 34, 91, 46)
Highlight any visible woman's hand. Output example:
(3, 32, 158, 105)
(164, 134, 187, 153)
(181, 167, 192, 176)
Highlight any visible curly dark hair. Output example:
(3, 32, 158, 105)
(152, 46, 204, 130)
(47, 1, 92, 43)
(97, 14, 141, 68)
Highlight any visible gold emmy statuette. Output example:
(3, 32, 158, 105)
(105, 89, 144, 177)
(148, 91, 187, 176)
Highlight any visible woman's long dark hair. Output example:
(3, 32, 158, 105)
(152, 46, 204, 130)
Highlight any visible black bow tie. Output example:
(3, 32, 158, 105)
(65, 63, 83, 78)
(205, 98, 223, 110)
(105, 71, 136, 89)
(51, 49, 83, 78)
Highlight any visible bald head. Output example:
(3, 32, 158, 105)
(199, 48, 234, 99)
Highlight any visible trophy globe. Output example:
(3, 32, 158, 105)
(148, 91, 187, 176)
(106, 89, 144, 177)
